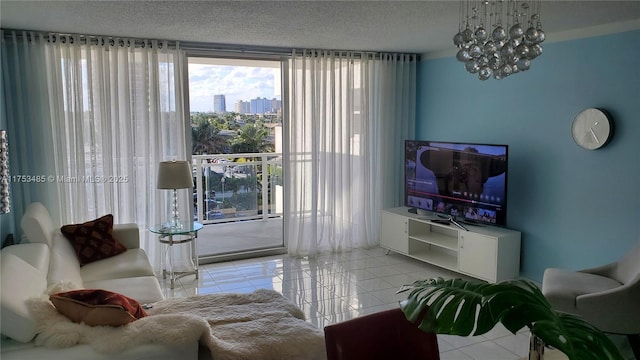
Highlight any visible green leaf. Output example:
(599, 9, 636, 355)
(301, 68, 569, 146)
(398, 277, 624, 360)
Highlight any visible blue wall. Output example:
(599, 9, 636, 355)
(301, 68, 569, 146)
(416, 30, 640, 282)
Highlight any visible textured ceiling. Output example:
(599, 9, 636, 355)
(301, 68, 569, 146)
(1, 1, 639, 55)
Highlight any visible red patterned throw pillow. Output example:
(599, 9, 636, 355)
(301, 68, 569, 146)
(60, 214, 127, 266)
(50, 289, 148, 327)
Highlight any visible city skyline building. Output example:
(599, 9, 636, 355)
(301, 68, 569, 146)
(213, 94, 226, 113)
(250, 97, 281, 115)
(198, 95, 281, 115)
(235, 100, 251, 114)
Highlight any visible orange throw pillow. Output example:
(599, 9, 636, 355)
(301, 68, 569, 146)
(60, 214, 127, 266)
(50, 289, 148, 327)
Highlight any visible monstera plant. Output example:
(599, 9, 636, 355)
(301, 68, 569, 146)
(399, 278, 623, 360)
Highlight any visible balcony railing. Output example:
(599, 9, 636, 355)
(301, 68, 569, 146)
(192, 153, 283, 225)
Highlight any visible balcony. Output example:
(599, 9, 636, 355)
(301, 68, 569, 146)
(192, 153, 284, 261)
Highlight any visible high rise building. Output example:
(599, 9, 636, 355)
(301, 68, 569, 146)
(213, 94, 226, 113)
(250, 97, 281, 114)
(235, 100, 251, 114)
(250, 97, 266, 114)
(271, 98, 281, 113)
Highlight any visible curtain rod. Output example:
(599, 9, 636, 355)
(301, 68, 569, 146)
(1, 28, 176, 49)
(178, 41, 420, 61)
(2, 28, 420, 60)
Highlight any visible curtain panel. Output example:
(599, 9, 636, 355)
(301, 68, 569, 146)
(285, 50, 416, 256)
(1, 30, 189, 270)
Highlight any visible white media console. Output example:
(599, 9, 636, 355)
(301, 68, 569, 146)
(381, 207, 521, 283)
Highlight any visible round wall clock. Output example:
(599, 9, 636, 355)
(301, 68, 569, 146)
(571, 108, 613, 150)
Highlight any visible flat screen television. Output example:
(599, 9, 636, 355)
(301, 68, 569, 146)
(404, 140, 508, 227)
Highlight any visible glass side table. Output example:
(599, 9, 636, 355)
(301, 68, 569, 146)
(149, 221, 203, 289)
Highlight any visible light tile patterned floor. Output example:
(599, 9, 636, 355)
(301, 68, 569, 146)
(159, 247, 532, 360)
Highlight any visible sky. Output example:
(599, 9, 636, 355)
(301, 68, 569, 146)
(188, 64, 281, 113)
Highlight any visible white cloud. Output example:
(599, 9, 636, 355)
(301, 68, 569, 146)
(188, 64, 280, 112)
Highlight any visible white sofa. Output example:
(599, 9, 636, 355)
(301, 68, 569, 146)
(0, 202, 198, 360)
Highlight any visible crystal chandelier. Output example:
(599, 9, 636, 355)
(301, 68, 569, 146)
(453, 0, 545, 80)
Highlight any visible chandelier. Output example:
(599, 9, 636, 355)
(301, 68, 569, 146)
(453, 0, 545, 80)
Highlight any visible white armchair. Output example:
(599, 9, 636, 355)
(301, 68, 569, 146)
(542, 240, 640, 359)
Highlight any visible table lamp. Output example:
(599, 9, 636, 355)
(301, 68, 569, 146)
(157, 160, 193, 229)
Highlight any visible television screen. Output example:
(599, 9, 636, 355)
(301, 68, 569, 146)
(404, 140, 508, 226)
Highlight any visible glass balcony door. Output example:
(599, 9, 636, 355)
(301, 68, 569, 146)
(187, 56, 285, 261)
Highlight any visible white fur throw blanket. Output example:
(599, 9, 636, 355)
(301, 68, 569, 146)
(28, 289, 326, 360)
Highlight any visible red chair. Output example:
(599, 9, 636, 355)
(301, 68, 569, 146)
(324, 308, 440, 360)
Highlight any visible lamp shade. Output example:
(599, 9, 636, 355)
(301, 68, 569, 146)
(157, 161, 193, 189)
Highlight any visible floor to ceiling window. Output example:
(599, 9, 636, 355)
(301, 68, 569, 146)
(187, 56, 285, 262)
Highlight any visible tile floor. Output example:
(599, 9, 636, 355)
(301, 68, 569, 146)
(159, 247, 533, 360)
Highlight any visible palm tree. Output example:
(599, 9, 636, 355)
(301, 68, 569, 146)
(191, 118, 228, 154)
(230, 124, 274, 154)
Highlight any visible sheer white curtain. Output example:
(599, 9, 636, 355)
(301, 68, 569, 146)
(284, 50, 416, 256)
(2, 31, 189, 270)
